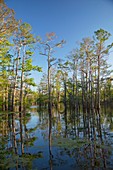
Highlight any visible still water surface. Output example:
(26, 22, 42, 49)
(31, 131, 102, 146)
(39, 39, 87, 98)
(0, 106, 113, 169)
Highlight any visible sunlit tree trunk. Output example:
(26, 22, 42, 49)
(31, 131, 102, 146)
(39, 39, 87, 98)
(48, 47, 52, 117)
(64, 74, 67, 116)
(19, 46, 25, 113)
(97, 54, 101, 114)
(12, 47, 20, 112)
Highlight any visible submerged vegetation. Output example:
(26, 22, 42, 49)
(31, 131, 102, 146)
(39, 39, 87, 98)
(0, 1, 113, 170)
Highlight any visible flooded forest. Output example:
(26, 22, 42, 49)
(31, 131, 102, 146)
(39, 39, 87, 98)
(0, 1, 113, 170)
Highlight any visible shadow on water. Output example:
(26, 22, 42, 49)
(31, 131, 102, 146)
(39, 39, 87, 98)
(0, 105, 113, 169)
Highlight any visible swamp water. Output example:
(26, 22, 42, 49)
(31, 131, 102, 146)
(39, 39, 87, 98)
(0, 106, 113, 170)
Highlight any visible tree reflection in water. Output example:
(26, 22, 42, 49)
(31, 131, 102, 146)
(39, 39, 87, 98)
(0, 106, 113, 169)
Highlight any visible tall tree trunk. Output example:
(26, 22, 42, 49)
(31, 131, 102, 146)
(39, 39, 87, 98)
(5, 86, 8, 111)
(75, 60, 78, 113)
(19, 46, 25, 113)
(48, 48, 52, 117)
(64, 75, 67, 116)
(12, 47, 20, 111)
(97, 54, 101, 114)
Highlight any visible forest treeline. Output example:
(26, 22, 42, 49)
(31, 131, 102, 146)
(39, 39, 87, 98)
(0, 3, 42, 112)
(0, 3, 113, 114)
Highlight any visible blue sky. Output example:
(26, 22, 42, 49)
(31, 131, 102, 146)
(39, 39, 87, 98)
(6, 0, 113, 85)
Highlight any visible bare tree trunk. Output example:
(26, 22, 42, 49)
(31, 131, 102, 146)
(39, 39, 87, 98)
(12, 47, 20, 112)
(75, 60, 78, 113)
(48, 48, 52, 117)
(97, 55, 101, 114)
(64, 77, 67, 116)
(5, 86, 8, 111)
(2, 92, 5, 111)
(19, 46, 25, 113)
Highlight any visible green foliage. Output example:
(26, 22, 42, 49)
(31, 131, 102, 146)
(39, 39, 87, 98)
(26, 50, 34, 56)
(24, 58, 42, 72)
(20, 23, 32, 33)
(94, 28, 111, 42)
(32, 65, 42, 72)
(24, 78, 36, 86)
(53, 137, 90, 149)
(24, 137, 37, 146)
